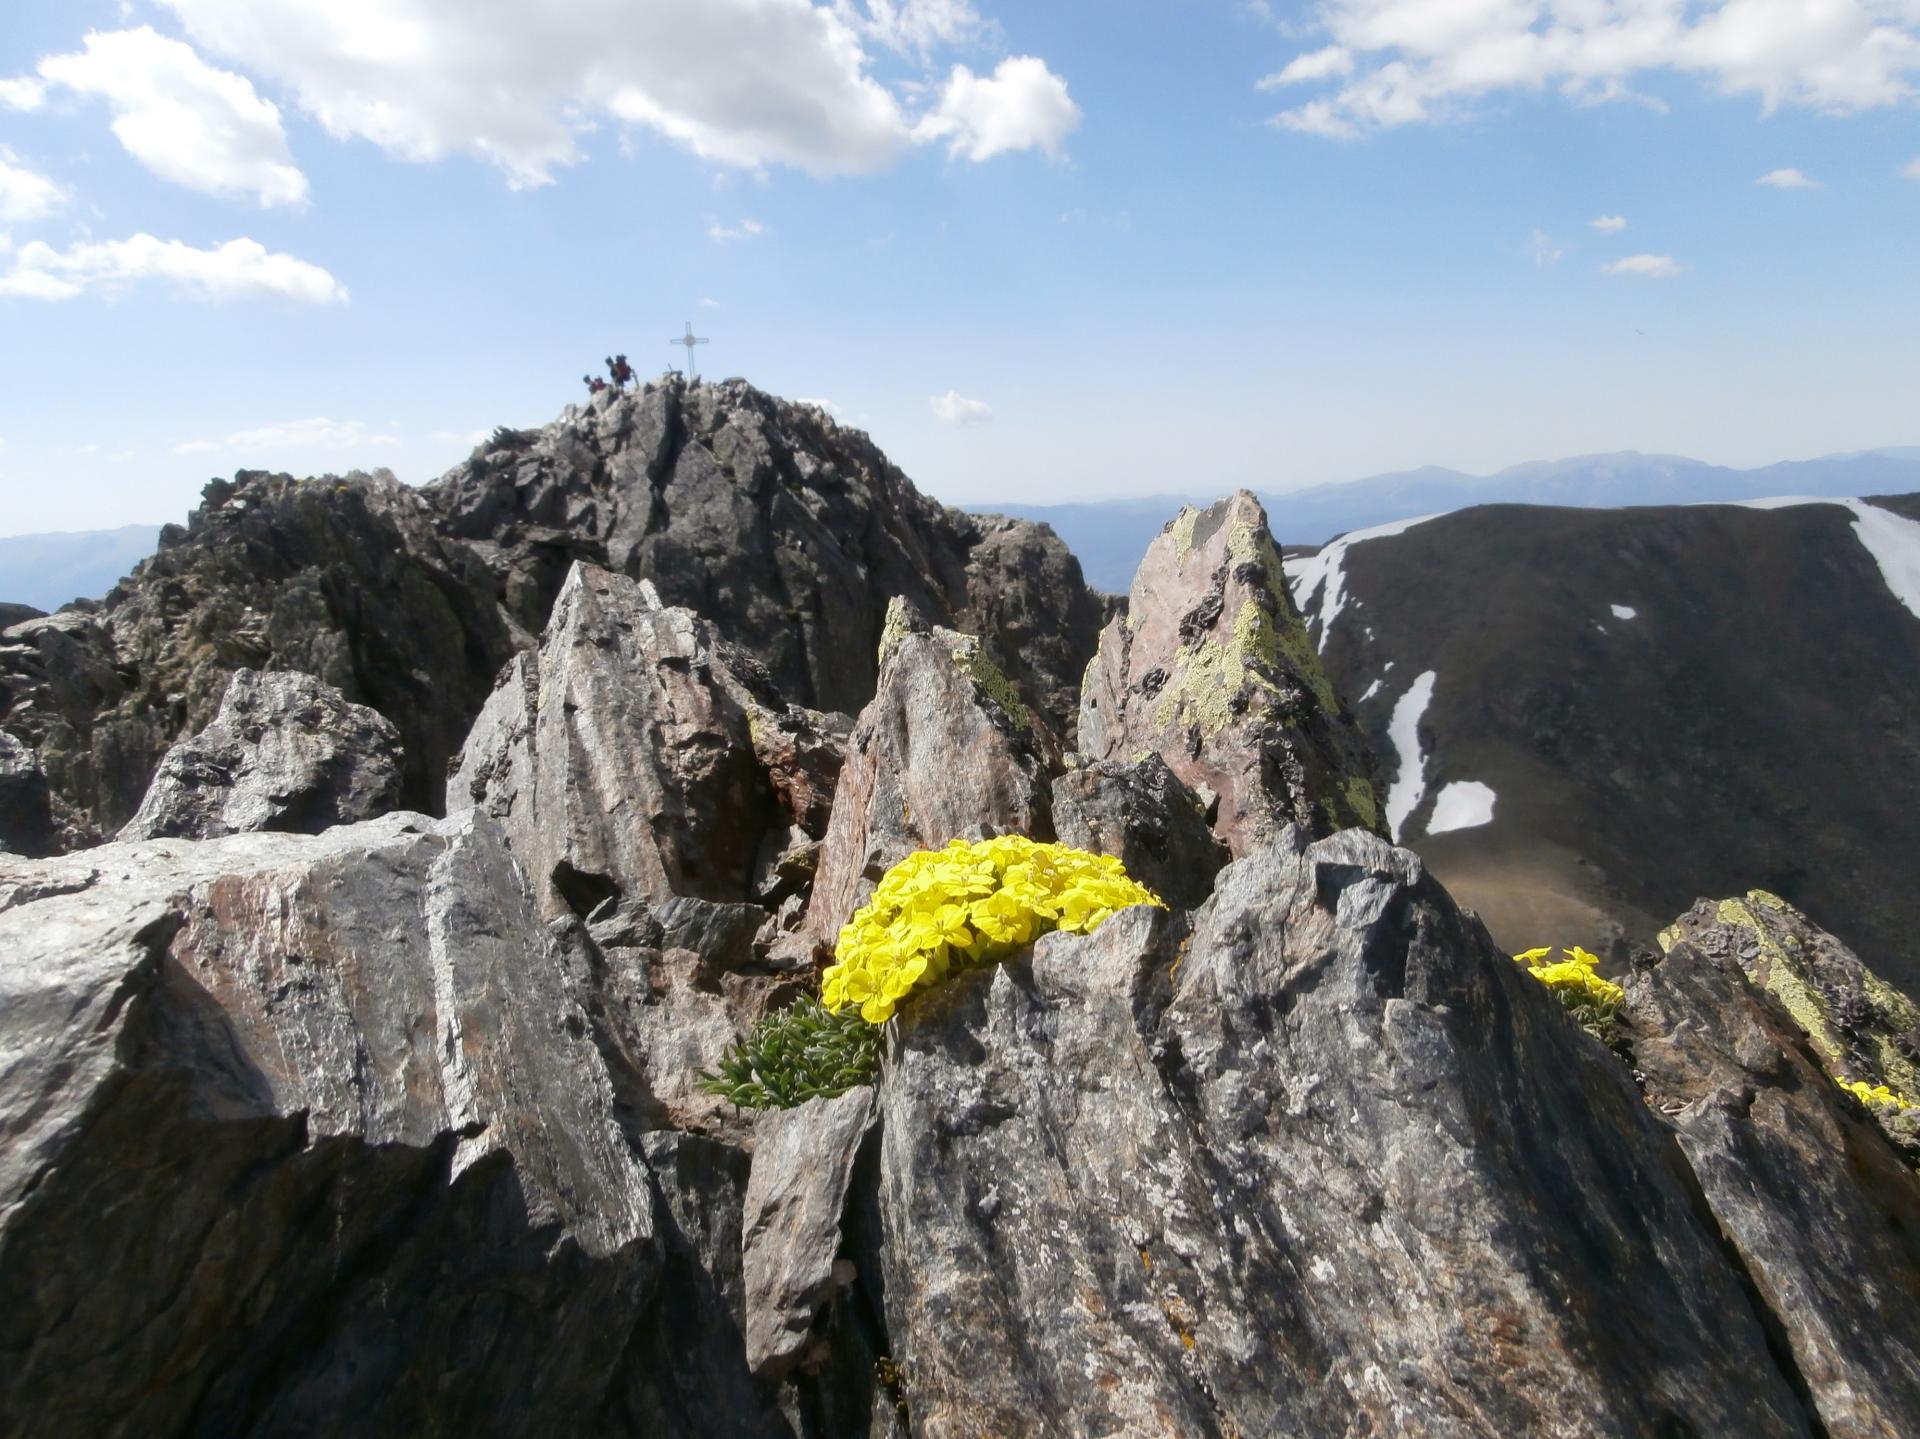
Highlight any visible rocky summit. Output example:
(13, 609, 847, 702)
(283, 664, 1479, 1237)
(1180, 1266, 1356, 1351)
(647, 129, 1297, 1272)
(4, 379, 1920, 1438)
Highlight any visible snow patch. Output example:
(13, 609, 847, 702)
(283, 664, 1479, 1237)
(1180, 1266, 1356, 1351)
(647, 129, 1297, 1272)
(1382, 670, 1437, 843)
(1714, 497, 1920, 620)
(1609, 604, 1637, 620)
(1358, 678, 1383, 703)
(1284, 513, 1442, 653)
(1427, 781, 1497, 836)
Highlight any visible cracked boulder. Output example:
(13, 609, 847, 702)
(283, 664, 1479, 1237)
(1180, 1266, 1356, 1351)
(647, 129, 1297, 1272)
(1078, 491, 1382, 854)
(876, 828, 1817, 1438)
(1627, 919, 1920, 1438)
(118, 668, 403, 841)
(449, 562, 778, 917)
(1051, 752, 1229, 912)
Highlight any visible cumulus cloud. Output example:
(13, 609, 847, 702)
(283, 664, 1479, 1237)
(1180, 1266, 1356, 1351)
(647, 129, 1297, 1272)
(0, 148, 69, 224)
(1264, 0, 1920, 137)
(1906, 155, 1920, 178)
(35, 27, 308, 208)
(0, 234, 347, 303)
(152, 0, 1075, 183)
(1603, 253, 1682, 278)
(707, 217, 765, 243)
(1529, 228, 1563, 266)
(1756, 166, 1821, 187)
(796, 396, 847, 419)
(176, 417, 395, 455)
(915, 55, 1081, 160)
(1591, 214, 1628, 231)
(930, 389, 992, 425)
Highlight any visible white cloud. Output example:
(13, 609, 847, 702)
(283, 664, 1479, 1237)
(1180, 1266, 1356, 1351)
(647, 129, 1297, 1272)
(176, 417, 395, 455)
(1529, 227, 1563, 266)
(1756, 166, 1821, 187)
(1590, 214, 1628, 231)
(915, 55, 1081, 160)
(931, 389, 992, 425)
(1603, 253, 1682, 278)
(1265, 0, 1920, 137)
(698, 296, 722, 308)
(35, 27, 307, 208)
(796, 396, 846, 419)
(0, 76, 47, 110)
(0, 234, 347, 303)
(0, 148, 69, 224)
(706, 217, 765, 243)
(851, 0, 989, 56)
(1905, 155, 1920, 178)
(1258, 45, 1354, 88)
(155, 0, 1075, 183)
(429, 427, 491, 447)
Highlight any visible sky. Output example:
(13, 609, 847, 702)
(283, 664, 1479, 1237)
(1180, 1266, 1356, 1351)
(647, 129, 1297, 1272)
(0, 0, 1917, 536)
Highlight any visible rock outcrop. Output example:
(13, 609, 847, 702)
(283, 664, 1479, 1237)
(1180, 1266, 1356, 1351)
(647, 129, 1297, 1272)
(1079, 492, 1382, 855)
(1051, 752, 1229, 911)
(876, 830, 1816, 1437)
(0, 473, 515, 844)
(1627, 917, 1920, 1437)
(429, 378, 1102, 741)
(117, 668, 403, 841)
(796, 600, 1054, 962)
(450, 564, 776, 916)
(0, 730, 53, 856)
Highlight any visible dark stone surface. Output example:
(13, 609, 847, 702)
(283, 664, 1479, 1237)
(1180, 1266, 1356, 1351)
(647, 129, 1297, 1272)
(1051, 752, 1229, 911)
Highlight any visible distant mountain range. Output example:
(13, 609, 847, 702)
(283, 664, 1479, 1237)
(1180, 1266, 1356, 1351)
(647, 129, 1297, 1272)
(995, 448, 1920, 592)
(0, 525, 164, 613)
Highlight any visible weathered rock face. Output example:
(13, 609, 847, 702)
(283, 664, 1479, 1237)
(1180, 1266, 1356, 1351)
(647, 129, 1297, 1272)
(1079, 492, 1383, 857)
(117, 668, 403, 841)
(0, 472, 516, 845)
(0, 730, 54, 856)
(428, 377, 1103, 741)
(742, 1087, 877, 1381)
(450, 563, 777, 917)
(1627, 921, 1920, 1438)
(797, 601, 1054, 962)
(1051, 752, 1229, 911)
(877, 830, 1818, 1438)
(1663, 890, 1920, 1160)
(0, 811, 795, 1437)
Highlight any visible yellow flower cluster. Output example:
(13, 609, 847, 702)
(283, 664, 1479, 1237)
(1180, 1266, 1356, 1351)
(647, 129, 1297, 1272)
(822, 837, 1163, 1024)
(1839, 1078, 1918, 1112)
(1513, 945, 1626, 1011)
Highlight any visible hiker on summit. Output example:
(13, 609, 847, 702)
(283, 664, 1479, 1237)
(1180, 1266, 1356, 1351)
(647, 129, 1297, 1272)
(610, 353, 634, 389)
(584, 373, 607, 395)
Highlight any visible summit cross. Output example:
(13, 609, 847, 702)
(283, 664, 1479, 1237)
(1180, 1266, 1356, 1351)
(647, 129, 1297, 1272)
(670, 321, 709, 381)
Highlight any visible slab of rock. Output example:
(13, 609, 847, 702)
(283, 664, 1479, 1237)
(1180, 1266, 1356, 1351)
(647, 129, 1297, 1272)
(1627, 926, 1920, 1438)
(798, 601, 1053, 960)
(116, 667, 403, 841)
(748, 703, 853, 839)
(877, 829, 1817, 1438)
(0, 730, 54, 856)
(742, 1086, 877, 1380)
(1078, 492, 1382, 855)
(1663, 890, 1920, 1160)
(450, 563, 777, 917)
(1051, 752, 1228, 911)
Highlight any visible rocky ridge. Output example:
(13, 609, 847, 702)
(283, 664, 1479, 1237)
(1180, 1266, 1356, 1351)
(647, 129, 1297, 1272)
(3, 388, 1919, 1436)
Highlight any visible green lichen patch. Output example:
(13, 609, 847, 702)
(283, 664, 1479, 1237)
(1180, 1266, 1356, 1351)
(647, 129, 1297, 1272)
(950, 636, 1031, 732)
(1342, 776, 1379, 831)
(1168, 507, 1200, 559)
(877, 596, 915, 667)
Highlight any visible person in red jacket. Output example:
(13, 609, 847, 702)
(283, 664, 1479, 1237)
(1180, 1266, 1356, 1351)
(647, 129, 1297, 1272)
(584, 373, 607, 395)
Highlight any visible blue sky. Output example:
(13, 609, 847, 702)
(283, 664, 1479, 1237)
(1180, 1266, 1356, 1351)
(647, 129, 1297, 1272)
(1, 0, 1917, 536)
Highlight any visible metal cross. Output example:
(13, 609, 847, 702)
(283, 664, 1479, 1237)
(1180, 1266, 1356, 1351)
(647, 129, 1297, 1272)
(670, 321, 709, 381)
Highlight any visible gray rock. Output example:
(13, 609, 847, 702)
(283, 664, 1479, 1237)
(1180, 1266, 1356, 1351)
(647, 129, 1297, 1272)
(117, 668, 403, 841)
(449, 563, 777, 916)
(1627, 927, 1920, 1438)
(430, 377, 1103, 741)
(876, 829, 1816, 1437)
(743, 1086, 877, 1380)
(797, 601, 1053, 963)
(1079, 492, 1384, 853)
(0, 730, 54, 856)
(1051, 752, 1229, 911)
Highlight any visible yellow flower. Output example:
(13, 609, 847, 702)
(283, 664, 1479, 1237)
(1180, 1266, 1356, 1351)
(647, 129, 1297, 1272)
(819, 837, 1164, 1026)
